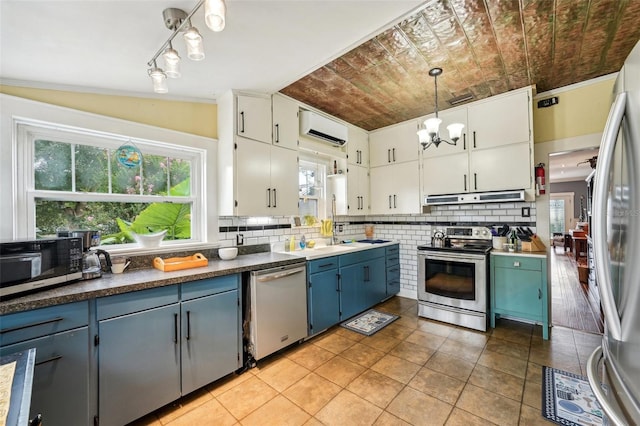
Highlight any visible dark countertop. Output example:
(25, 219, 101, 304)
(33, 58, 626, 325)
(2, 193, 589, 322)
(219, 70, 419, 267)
(0, 252, 304, 316)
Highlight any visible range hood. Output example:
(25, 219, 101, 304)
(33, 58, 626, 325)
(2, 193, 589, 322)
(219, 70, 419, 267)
(300, 110, 348, 146)
(424, 189, 526, 206)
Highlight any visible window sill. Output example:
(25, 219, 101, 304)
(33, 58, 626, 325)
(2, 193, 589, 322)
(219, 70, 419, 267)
(98, 241, 221, 257)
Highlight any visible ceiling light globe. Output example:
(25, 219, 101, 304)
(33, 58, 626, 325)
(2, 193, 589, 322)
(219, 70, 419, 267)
(424, 117, 441, 138)
(162, 47, 181, 78)
(417, 128, 430, 144)
(446, 123, 465, 142)
(184, 26, 205, 61)
(149, 68, 168, 93)
(205, 0, 226, 32)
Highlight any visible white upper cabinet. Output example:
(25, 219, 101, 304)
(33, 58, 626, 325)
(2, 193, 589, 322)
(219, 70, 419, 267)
(422, 152, 469, 196)
(236, 94, 272, 144)
(272, 94, 299, 151)
(347, 126, 369, 167)
(469, 142, 531, 192)
(369, 161, 420, 215)
(369, 120, 420, 167)
(467, 89, 530, 150)
(346, 164, 369, 215)
(421, 107, 468, 158)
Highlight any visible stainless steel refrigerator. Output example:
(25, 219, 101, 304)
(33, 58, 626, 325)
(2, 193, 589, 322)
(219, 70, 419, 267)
(587, 39, 640, 425)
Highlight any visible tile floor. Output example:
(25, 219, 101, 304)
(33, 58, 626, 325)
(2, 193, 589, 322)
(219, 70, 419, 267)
(130, 296, 603, 426)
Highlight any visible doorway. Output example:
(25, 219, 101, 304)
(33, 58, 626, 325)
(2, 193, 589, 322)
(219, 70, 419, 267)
(548, 148, 602, 334)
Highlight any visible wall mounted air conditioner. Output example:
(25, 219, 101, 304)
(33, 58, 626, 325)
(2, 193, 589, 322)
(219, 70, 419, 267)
(300, 110, 348, 146)
(424, 189, 526, 206)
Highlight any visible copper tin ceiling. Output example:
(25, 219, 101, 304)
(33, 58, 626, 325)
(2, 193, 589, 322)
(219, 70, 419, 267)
(280, 0, 640, 131)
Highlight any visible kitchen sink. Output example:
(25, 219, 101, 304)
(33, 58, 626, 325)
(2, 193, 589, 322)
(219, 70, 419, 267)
(356, 239, 391, 244)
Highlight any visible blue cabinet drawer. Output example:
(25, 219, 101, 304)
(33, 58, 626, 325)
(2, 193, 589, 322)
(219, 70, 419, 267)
(97, 285, 179, 320)
(387, 265, 400, 282)
(181, 274, 238, 301)
(385, 244, 399, 258)
(307, 257, 338, 274)
(492, 255, 542, 271)
(339, 247, 385, 267)
(0, 301, 89, 346)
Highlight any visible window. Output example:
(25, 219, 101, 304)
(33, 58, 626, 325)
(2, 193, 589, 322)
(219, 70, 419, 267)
(298, 158, 326, 221)
(17, 121, 204, 247)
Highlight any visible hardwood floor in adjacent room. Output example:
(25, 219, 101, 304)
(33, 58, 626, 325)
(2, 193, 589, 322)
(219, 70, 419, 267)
(550, 246, 603, 334)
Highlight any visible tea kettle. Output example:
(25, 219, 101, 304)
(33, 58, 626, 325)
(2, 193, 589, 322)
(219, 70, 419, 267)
(432, 230, 446, 248)
(81, 249, 112, 280)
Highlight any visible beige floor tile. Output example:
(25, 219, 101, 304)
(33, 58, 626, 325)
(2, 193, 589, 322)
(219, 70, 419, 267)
(373, 411, 411, 425)
(522, 379, 542, 410)
(313, 332, 357, 354)
(303, 418, 324, 426)
(315, 355, 366, 387)
(477, 349, 528, 379)
(128, 413, 161, 426)
(528, 347, 582, 375)
(315, 389, 383, 426)
(377, 322, 415, 341)
(282, 372, 341, 415)
(439, 338, 484, 363)
(408, 367, 465, 405)
(389, 340, 435, 366)
(417, 320, 456, 338)
(154, 388, 213, 424)
(371, 354, 421, 384)
(287, 342, 336, 371)
(519, 404, 554, 425)
(394, 314, 419, 329)
(445, 408, 498, 425)
(208, 372, 254, 397)
(341, 342, 387, 367)
(360, 332, 402, 352)
(485, 336, 530, 360)
(526, 361, 544, 384)
(572, 330, 603, 347)
(216, 376, 278, 420)
(490, 324, 532, 347)
(405, 329, 446, 351)
(333, 326, 367, 342)
(456, 384, 520, 426)
(530, 336, 578, 356)
(447, 328, 490, 348)
(347, 369, 405, 408)
(163, 398, 237, 426)
(386, 386, 453, 425)
(255, 357, 310, 392)
(425, 351, 475, 382)
(467, 364, 524, 401)
(239, 395, 310, 426)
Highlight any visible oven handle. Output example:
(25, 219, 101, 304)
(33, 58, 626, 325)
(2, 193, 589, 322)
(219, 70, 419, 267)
(418, 250, 487, 261)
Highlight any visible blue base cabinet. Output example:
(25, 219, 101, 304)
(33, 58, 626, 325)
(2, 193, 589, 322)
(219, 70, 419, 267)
(339, 247, 386, 320)
(490, 254, 549, 339)
(307, 257, 340, 336)
(385, 244, 401, 296)
(0, 302, 90, 426)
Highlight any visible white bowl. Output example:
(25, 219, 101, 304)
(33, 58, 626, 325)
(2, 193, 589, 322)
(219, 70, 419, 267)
(218, 247, 238, 260)
(131, 230, 167, 248)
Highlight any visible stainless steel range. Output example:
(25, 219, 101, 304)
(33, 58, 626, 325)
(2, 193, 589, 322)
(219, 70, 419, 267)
(417, 226, 492, 331)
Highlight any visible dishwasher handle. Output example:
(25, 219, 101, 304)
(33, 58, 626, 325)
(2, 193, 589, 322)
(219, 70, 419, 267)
(255, 266, 306, 283)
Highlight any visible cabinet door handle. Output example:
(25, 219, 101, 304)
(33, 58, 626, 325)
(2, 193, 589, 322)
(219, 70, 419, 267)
(364, 265, 370, 282)
(0, 317, 63, 334)
(474, 173, 477, 190)
(266, 188, 271, 207)
(274, 123, 279, 143)
(240, 111, 245, 133)
(388, 195, 392, 209)
(336, 273, 341, 292)
(318, 263, 334, 269)
(394, 194, 397, 208)
(463, 133, 466, 150)
(513, 261, 520, 267)
(273, 188, 277, 208)
(538, 289, 542, 299)
(464, 174, 467, 191)
(473, 130, 476, 148)
(35, 355, 63, 366)
(186, 310, 191, 340)
(392, 148, 396, 162)
(173, 313, 179, 344)
(387, 149, 391, 163)
(358, 150, 362, 164)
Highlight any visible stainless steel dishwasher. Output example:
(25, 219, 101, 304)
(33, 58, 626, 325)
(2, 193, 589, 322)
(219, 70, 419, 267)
(249, 263, 308, 361)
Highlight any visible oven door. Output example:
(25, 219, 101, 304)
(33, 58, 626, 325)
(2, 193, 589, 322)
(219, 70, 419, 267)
(417, 250, 487, 312)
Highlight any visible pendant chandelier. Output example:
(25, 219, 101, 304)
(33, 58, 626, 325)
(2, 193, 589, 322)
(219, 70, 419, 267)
(417, 68, 465, 150)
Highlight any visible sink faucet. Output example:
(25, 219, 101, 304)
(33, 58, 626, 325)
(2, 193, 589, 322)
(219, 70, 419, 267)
(331, 194, 338, 245)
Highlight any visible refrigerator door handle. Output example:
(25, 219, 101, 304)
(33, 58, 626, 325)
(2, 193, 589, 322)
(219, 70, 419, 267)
(586, 346, 628, 426)
(593, 91, 627, 341)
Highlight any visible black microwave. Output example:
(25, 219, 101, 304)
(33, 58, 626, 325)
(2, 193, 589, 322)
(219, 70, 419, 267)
(0, 237, 83, 300)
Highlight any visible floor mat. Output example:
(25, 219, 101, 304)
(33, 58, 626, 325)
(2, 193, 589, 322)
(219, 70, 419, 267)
(542, 366, 604, 426)
(340, 309, 399, 336)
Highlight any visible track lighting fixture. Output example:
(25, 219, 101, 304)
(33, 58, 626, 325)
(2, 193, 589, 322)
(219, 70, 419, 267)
(147, 0, 227, 93)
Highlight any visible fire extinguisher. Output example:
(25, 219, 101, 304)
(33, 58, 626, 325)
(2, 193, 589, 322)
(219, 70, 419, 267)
(535, 163, 546, 195)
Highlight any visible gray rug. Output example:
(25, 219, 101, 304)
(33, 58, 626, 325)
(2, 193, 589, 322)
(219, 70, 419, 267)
(542, 366, 604, 426)
(341, 309, 399, 336)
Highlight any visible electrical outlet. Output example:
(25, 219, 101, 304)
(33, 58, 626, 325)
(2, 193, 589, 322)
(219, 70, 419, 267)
(521, 207, 531, 217)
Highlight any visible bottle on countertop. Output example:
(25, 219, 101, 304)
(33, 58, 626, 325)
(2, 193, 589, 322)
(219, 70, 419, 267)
(509, 230, 518, 249)
(300, 235, 306, 249)
(289, 236, 296, 252)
